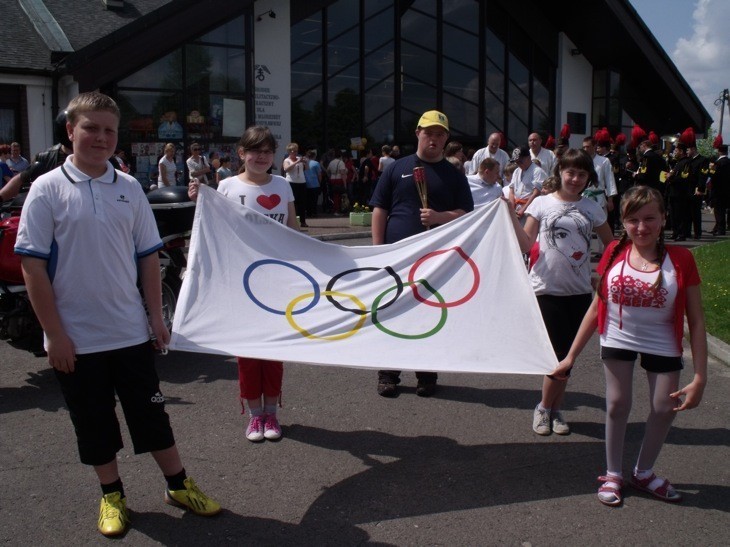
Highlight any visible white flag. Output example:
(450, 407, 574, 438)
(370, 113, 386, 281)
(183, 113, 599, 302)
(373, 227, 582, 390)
(170, 185, 557, 374)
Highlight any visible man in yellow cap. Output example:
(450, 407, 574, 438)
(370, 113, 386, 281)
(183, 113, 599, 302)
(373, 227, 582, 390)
(369, 110, 474, 398)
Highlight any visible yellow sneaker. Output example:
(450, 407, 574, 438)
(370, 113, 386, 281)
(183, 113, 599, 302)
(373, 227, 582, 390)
(164, 477, 221, 516)
(97, 492, 129, 536)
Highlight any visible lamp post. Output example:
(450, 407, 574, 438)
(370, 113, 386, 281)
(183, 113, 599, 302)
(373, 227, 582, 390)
(715, 88, 729, 138)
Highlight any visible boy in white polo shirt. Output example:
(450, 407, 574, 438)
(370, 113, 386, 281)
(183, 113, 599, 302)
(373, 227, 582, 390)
(15, 92, 220, 537)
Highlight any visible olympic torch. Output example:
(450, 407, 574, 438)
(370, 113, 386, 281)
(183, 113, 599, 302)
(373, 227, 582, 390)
(413, 165, 428, 209)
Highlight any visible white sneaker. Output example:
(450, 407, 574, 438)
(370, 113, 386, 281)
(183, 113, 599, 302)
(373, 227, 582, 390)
(533, 405, 551, 436)
(245, 415, 265, 442)
(552, 411, 570, 435)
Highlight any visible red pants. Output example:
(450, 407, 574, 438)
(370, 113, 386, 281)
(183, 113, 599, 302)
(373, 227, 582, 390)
(237, 357, 283, 400)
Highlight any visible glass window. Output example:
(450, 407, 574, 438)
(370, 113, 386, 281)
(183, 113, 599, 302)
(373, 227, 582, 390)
(485, 28, 505, 72)
(199, 15, 245, 46)
(443, 25, 478, 69)
(592, 98, 606, 127)
(117, 90, 184, 143)
(292, 12, 322, 59)
(118, 51, 182, 89)
(327, 0, 360, 40)
(593, 70, 607, 98)
(401, 41, 436, 87)
(485, 61, 504, 102)
(609, 71, 621, 99)
(509, 82, 528, 125)
(365, 77, 394, 123)
(185, 45, 245, 94)
(0, 108, 15, 143)
(508, 53, 529, 97)
(443, 59, 478, 104)
(444, 94, 478, 136)
(292, 87, 323, 147)
(328, 31, 359, 73)
(401, 7, 437, 52)
(364, 5, 393, 52)
(364, 45, 394, 88)
(533, 79, 549, 118)
(366, 108, 394, 144)
(507, 115, 528, 149)
(443, 0, 479, 34)
(327, 86, 361, 146)
(532, 105, 550, 134)
(292, 49, 323, 98)
(328, 64, 359, 105)
(364, 0, 393, 20)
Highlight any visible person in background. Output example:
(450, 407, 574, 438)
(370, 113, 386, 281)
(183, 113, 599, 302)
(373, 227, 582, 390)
(467, 157, 503, 207)
(0, 145, 13, 185)
(216, 156, 233, 186)
(378, 144, 395, 175)
(6, 142, 30, 174)
(283, 142, 309, 227)
(157, 143, 178, 188)
(304, 149, 323, 216)
(186, 143, 211, 186)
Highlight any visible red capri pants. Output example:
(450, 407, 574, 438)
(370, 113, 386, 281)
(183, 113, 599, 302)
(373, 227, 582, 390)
(237, 357, 283, 400)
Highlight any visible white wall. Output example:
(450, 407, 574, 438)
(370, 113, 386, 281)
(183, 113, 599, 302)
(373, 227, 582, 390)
(253, 0, 291, 156)
(556, 33, 593, 148)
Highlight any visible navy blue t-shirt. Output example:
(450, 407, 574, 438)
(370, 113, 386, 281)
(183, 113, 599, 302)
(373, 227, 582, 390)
(369, 153, 474, 243)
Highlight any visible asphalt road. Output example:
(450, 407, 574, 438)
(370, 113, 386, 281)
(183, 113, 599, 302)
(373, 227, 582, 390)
(1, 318, 728, 545)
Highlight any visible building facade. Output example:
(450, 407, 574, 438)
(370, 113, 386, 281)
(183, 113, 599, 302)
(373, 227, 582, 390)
(0, 0, 711, 183)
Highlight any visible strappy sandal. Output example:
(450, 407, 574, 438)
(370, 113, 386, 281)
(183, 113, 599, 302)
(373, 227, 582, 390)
(630, 472, 683, 503)
(597, 475, 623, 507)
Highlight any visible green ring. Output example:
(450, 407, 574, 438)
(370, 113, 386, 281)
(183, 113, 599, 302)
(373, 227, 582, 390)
(371, 280, 447, 339)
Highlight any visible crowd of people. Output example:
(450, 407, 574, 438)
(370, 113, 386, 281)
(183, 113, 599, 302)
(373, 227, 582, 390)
(2, 92, 724, 537)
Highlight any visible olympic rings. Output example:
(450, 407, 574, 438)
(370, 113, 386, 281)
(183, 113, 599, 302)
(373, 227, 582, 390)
(286, 290, 367, 340)
(325, 266, 403, 315)
(242, 247, 480, 340)
(407, 246, 480, 308)
(371, 280, 447, 340)
(243, 259, 320, 315)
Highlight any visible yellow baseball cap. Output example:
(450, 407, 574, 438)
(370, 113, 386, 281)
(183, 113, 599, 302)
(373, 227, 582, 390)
(417, 110, 449, 132)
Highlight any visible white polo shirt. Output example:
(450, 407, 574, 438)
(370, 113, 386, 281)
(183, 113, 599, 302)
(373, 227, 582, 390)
(15, 157, 162, 354)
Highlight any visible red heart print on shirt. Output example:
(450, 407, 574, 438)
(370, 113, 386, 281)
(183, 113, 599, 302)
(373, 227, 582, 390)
(257, 194, 281, 210)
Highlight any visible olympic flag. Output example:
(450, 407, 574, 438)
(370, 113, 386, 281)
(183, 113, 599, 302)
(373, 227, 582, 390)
(170, 185, 557, 374)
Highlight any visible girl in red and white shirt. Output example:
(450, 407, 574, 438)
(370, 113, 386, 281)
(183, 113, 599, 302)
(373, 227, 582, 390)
(552, 186, 707, 507)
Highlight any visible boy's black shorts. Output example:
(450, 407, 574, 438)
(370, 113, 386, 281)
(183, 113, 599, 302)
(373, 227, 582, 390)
(54, 342, 175, 466)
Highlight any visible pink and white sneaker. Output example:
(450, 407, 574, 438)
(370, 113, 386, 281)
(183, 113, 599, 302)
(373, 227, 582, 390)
(263, 414, 282, 440)
(245, 415, 265, 442)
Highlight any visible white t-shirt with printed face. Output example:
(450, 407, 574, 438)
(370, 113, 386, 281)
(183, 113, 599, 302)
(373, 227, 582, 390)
(15, 157, 162, 354)
(525, 193, 607, 296)
(601, 253, 679, 356)
(217, 174, 294, 225)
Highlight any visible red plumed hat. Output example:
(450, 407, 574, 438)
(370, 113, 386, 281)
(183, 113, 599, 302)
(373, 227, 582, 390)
(545, 135, 555, 150)
(615, 133, 627, 147)
(713, 134, 723, 149)
(595, 127, 611, 146)
(679, 127, 696, 147)
(558, 124, 571, 145)
(630, 125, 647, 149)
(648, 131, 660, 145)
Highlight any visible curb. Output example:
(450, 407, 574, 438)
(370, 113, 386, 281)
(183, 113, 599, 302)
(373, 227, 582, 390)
(706, 333, 730, 367)
(312, 231, 371, 242)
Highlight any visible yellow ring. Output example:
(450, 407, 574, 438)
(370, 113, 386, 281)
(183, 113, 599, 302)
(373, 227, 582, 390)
(286, 290, 367, 340)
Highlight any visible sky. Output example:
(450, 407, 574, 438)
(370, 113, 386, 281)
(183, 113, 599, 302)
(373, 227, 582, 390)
(629, 0, 730, 136)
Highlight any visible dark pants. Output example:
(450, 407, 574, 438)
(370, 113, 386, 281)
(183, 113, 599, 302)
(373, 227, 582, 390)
(669, 196, 691, 237)
(290, 182, 307, 225)
(306, 187, 320, 216)
(378, 370, 438, 385)
(713, 196, 728, 234)
(689, 195, 704, 238)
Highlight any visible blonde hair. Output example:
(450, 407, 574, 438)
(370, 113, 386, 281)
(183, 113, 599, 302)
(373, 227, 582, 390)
(66, 92, 120, 124)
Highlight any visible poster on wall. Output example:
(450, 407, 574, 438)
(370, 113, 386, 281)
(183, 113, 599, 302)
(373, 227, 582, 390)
(223, 99, 246, 137)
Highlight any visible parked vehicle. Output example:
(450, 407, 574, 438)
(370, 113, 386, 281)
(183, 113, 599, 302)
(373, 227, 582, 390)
(0, 185, 194, 356)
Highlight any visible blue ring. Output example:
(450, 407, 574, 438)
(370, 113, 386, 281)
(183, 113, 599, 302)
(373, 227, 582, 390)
(243, 259, 320, 315)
